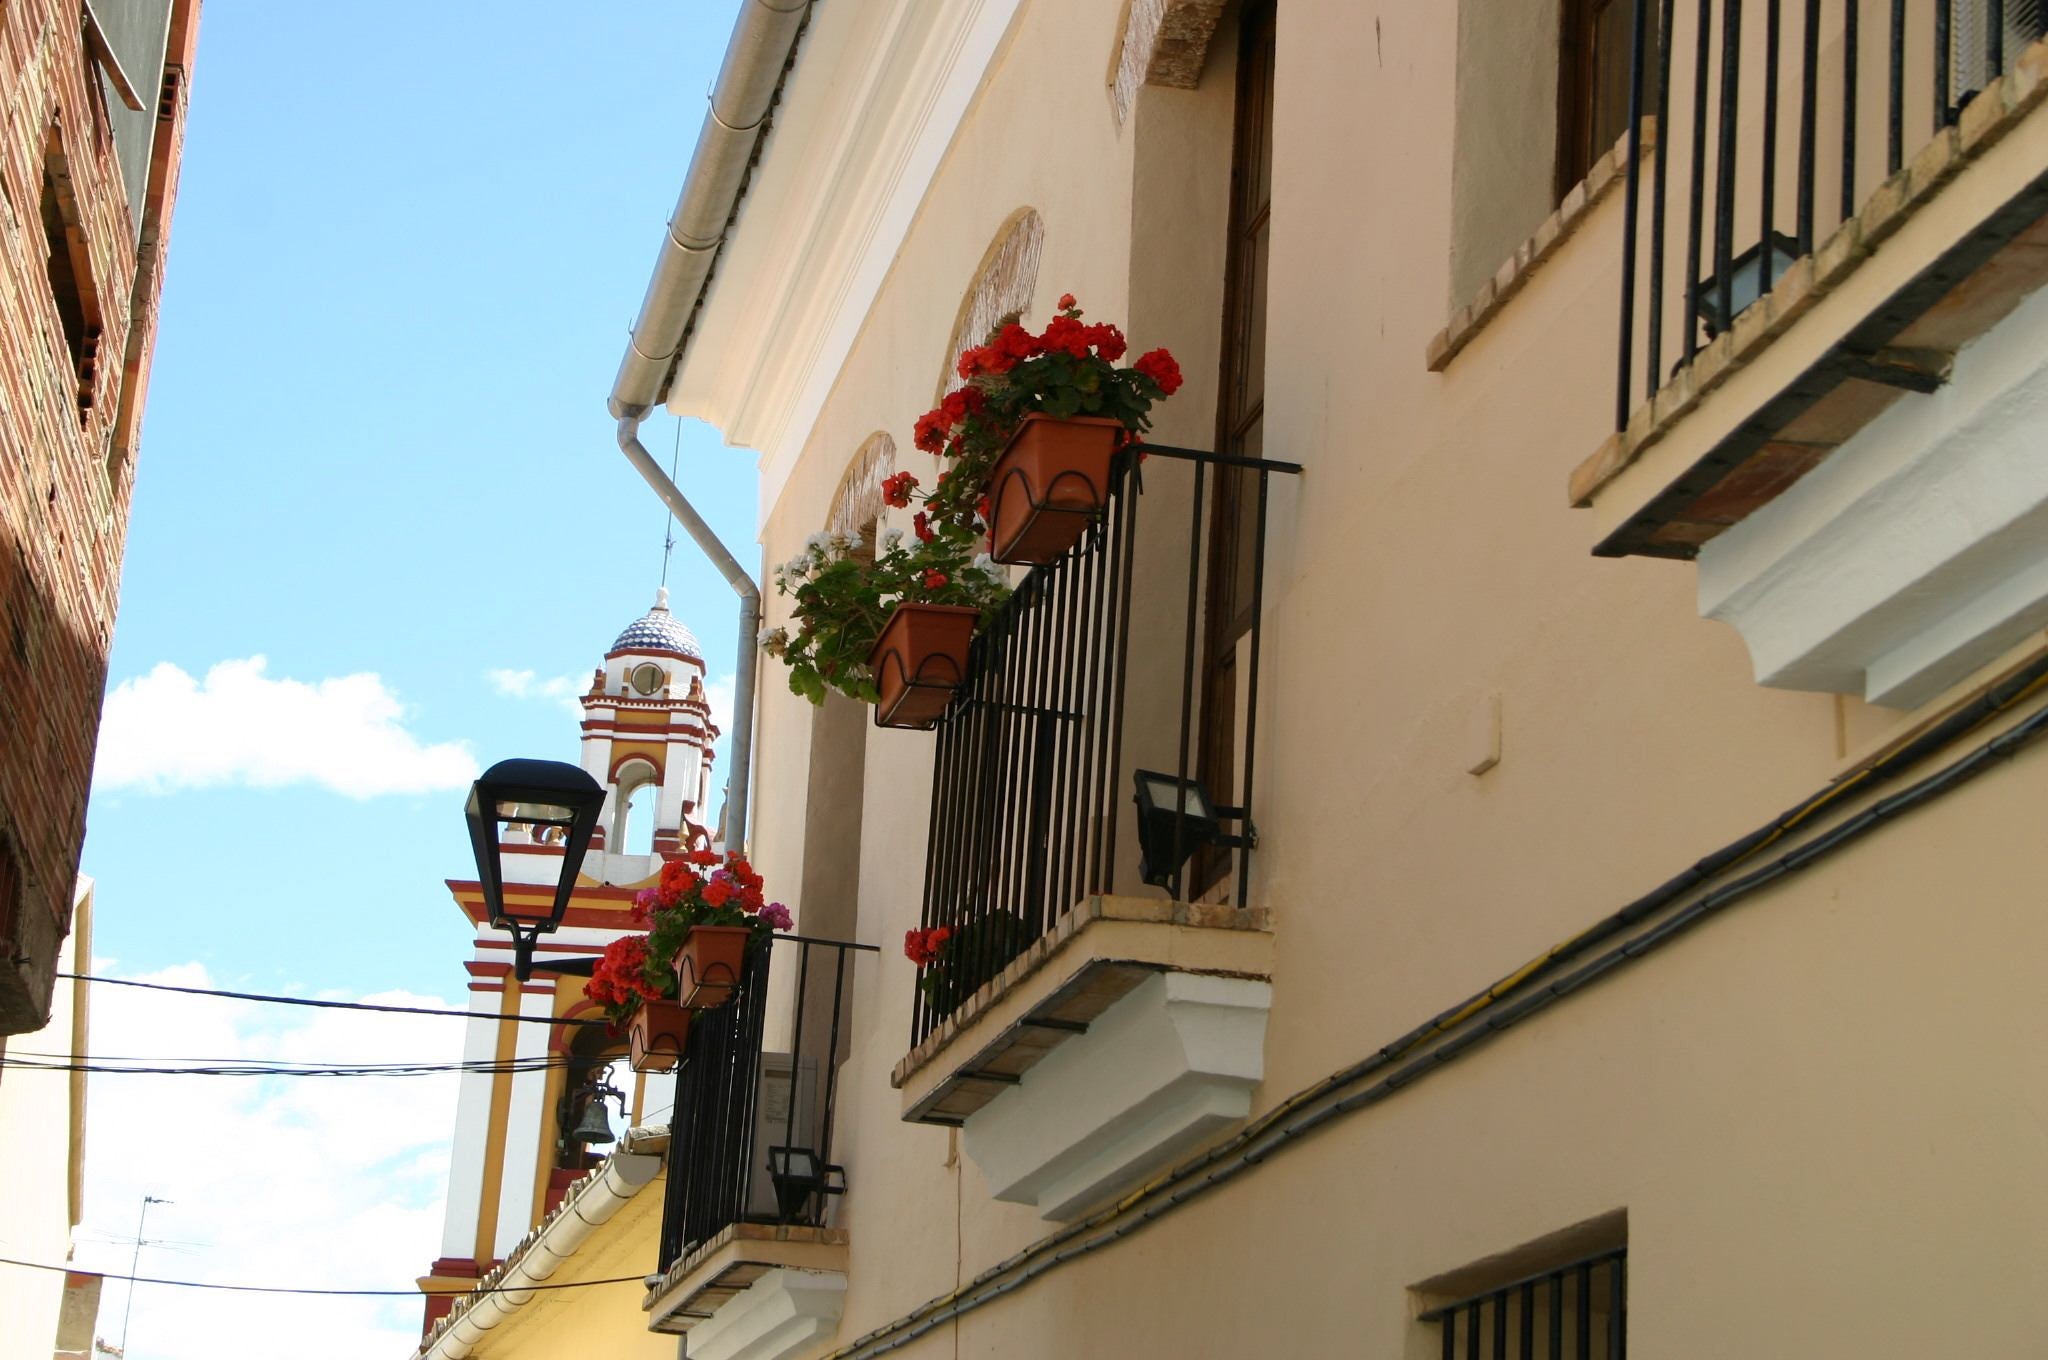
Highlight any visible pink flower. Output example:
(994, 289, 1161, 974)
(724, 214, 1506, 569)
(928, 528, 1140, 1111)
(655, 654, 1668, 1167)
(760, 901, 793, 931)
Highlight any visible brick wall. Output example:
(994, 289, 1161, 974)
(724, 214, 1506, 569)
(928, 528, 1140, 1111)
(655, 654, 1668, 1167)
(0, 0, 197, 1034)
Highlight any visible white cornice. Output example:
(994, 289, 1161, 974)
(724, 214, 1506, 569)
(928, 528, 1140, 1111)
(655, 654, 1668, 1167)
(663, 0, 1024, 533)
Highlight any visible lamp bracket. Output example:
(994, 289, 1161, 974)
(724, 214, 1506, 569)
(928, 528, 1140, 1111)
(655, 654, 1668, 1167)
(506, 921, 552, 983)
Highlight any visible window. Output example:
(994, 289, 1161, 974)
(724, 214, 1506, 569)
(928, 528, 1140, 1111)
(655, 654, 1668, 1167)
(1423, 1247, 1627, 1360)
(39, 137, 100, 419)
(1557, 0, 1657, 202)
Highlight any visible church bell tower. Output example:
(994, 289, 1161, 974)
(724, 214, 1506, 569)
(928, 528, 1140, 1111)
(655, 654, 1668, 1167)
(416, 588, 721, 1331)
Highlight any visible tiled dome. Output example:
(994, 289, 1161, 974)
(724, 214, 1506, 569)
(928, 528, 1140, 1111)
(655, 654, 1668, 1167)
(611, 587, 702, 659)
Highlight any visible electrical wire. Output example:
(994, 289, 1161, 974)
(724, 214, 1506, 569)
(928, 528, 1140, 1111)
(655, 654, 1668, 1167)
(822, 661, 2048, 1358)
(56, 973, 610, 1026)
(0, 1053, 582, 1078)
(0, 1255, 648, 1298)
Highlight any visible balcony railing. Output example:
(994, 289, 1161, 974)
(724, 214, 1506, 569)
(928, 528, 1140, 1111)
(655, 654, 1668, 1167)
(909, 444, 1300, 1050)
(1612, 0, 2045, 435)
(656, 934, 871, 1270)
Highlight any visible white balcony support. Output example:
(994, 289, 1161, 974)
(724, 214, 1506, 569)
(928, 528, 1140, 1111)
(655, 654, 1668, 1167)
(686, 1268, 848, 1360)
(1699, 278, 2048, 708)
(961, 972, 1271, 1221)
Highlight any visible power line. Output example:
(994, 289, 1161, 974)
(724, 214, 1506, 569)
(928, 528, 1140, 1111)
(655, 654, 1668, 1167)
(0, 1053, 583, 1078)
(0, 1255, 649, 1298)
(57, 973, 609, 1027)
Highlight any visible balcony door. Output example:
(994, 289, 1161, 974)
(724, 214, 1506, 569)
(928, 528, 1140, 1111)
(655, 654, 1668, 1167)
(1195, 0, 1274, 898)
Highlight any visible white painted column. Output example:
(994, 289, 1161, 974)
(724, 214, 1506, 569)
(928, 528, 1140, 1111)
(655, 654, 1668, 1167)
(492, 984, 558, 1256)
(436, 1000, 502, 1260)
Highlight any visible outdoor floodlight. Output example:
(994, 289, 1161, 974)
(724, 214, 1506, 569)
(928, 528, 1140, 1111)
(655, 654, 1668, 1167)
(1695, 230, 1801, 338)
(1132, 769, 1250, 891)
(765, 1145, 845, 1222)
(465, 757, 605, 981)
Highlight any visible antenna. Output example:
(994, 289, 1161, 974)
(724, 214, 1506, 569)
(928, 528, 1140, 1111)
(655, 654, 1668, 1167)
(659, 416, 682, 587)
(118, 1195, 170, 1356)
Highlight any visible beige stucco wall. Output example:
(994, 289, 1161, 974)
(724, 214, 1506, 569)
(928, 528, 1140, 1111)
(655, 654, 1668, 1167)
(0, 885, 90, 1360)
(718, 0, 2048, 1356)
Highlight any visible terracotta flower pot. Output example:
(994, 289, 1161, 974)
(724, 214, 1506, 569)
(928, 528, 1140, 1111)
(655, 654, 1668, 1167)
(671, 924, 752, 1009)
(867, 602, 980, 729)
(628, 999, 691, 1073)
(985, 413, 1123, 565)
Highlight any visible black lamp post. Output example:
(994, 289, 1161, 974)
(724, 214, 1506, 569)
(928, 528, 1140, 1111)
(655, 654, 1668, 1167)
(465, 757, 606, 981)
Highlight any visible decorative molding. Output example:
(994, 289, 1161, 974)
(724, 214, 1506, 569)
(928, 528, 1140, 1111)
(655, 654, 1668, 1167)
(661, 0, 1026, 532)
(962, 972, 1271, 1221)
(1109, 0, 1228, 127)
(1697, 276, 2048, 709)
(826, 432, 897, 540)
(935, 208, 1044, 400)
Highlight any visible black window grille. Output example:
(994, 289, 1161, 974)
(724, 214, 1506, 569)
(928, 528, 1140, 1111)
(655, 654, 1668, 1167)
(1421, 1248, 1627, 1360)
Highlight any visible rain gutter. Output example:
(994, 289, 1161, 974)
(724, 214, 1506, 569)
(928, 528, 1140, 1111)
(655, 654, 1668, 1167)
(608, 0, 812, 850)
(413, 1127, 670, 1360)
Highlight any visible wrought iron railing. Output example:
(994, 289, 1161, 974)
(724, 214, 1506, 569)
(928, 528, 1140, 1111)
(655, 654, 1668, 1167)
(1420, 1248, 1628, 1360)
(656, 934, 872, 1270)
(909, 445, 1300, 1049)
(1612, 0, 2045, 431)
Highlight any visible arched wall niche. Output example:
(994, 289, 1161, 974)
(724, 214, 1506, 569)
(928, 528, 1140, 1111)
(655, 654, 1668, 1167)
(935, 207, 1045, 401)
(826, 432, 896, 548)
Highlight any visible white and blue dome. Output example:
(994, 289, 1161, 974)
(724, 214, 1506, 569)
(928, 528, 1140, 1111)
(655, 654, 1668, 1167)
(610, 587, 703, 659)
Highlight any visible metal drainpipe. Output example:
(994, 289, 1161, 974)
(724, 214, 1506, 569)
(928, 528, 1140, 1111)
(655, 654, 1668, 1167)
(617, 413, 759, 851)
(605, 0, 810, 851)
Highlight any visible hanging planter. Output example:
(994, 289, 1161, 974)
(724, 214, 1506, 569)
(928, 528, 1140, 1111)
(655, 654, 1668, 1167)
(985, 414, 1122, 565)
(671, 923, 752, 1009)
(584, 850, 794, 1064)
(627, 998, 692, 1073)
(867, 601, 980, 729)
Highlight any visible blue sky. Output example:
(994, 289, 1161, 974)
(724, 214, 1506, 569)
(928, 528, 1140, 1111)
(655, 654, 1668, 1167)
(62, 4, 755, 1354)
(86, 0, 752, 998)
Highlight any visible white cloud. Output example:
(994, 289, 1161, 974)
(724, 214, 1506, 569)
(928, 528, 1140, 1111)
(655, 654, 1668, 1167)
(485, 668, 586, 718)
(95, 658, 477, 799)
(58, 963, 469, 1360)
(704, 672, 735, 738)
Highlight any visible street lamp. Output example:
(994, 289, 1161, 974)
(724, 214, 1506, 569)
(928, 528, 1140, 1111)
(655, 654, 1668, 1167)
(465, 757, 605, 981)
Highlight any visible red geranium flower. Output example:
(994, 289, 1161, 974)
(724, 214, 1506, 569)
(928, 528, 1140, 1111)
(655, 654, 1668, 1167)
(1134, 347, 1183, 395)
(1057, 292, 1077, 311)
(995, 322, 1039, 360)
(921, 569, 949, 591)
(1039, 314, 1090, 360)
(684, 848, 720, 866)
(913, 512, 934, 543)
(904, 926, 955, 967)
(1085, 323, 1126, 361)
(881, 470, 919, 508)
(913, 409, 949, 453)
(939, 385, 985, 423)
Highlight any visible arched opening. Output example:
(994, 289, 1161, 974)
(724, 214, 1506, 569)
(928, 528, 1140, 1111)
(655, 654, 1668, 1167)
(548, 1013, 631, 1212)
(614, 760, 659, 857)
(936, 207, 1045, 400)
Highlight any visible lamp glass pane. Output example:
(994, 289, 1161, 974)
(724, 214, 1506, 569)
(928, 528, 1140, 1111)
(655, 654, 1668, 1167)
(1140, 774, 1211, 819)
(495, 799, 575, 823)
